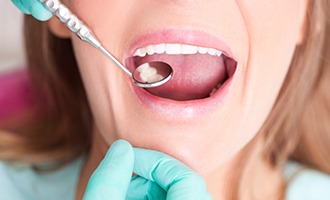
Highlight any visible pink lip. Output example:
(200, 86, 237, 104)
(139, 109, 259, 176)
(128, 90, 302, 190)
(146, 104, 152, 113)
(124, 29, 237, 121)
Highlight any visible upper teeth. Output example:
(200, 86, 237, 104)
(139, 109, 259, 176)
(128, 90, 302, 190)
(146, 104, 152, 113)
(133, 43, 223, 57)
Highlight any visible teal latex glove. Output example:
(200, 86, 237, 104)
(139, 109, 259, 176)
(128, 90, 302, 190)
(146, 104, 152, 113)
(83, 140, 212, 200)
(11, 0, 52, 21)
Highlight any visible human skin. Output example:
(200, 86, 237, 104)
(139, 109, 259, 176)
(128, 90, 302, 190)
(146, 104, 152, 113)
(49, 0, 308, 199)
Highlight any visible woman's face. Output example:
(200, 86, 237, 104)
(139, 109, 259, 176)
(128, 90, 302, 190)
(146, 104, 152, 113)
(62, 0, 307, 174)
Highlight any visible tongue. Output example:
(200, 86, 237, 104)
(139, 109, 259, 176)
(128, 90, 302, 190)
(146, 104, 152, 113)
(131, 54, 228, 101)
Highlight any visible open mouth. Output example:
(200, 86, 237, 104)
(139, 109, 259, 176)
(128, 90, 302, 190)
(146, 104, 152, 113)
(126, 43, 237, 101)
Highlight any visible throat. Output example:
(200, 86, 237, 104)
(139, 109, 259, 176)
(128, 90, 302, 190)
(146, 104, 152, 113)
(75, 129, 109, 200)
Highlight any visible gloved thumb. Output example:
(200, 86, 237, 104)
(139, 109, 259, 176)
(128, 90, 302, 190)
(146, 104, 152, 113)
(83, 140, 134, 200)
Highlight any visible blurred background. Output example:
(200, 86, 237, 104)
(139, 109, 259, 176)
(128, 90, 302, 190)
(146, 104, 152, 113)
(0, 2, 32, 123)
(0, 1, 25, 74)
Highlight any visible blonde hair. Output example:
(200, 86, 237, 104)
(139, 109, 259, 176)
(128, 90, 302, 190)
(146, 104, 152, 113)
(262, 0, 330, 172)
(0, 0, 329, 198)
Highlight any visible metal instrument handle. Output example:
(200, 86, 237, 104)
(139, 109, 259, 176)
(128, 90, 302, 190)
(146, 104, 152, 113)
(39, 0, 133, 76)
(40, 0, 101, 48)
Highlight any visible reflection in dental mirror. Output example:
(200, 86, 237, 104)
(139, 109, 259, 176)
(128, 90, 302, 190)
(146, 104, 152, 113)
(132, 62, 173, 88)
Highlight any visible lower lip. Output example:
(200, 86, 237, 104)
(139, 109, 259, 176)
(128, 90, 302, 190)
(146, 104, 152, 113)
(130, 75, 235, 121)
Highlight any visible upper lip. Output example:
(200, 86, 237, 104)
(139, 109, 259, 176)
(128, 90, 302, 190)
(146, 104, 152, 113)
(124, 29, 236, 61)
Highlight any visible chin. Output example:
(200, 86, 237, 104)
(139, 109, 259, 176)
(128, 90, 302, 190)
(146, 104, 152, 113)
(115, 120, 242, 175)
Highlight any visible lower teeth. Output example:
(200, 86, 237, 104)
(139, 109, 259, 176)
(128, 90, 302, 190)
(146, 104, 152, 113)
(209, 83, 222, 97)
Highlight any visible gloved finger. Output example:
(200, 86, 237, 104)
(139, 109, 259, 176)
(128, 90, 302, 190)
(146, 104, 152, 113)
(30, 1, 53, 21)
(127, 176, 166, 200)
(11, 0, 31, 14)
(134, 148, 212, 200)
(83, 140, 134, 200)
(12, 0, 52, 21)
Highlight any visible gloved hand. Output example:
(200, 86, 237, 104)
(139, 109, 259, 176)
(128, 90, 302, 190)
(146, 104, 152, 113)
(11, 0, 52, 21)
(83, 140, 212, 200)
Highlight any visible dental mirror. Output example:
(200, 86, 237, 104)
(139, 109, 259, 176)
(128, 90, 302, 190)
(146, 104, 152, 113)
(41, 0, 173, 88)
(99, 46, 173, 88)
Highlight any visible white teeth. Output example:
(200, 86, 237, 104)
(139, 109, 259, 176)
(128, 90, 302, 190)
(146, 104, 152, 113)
(208, 48, 217, 56)
(147, 74, 164, 83)
(198, 47, 209, 54)
(154, 44, 166, 54)
(146, 45, 155, 55)
(133, 43, 223, 57)
(165, 44, 182, 55)
(138, 63, 164, 83)
(181, 44, 198, 54)
(209, 88, 218, 96)
(209, 83, 223, 97)
(134, 48, 147, 57)
(136, 63, 150, 73)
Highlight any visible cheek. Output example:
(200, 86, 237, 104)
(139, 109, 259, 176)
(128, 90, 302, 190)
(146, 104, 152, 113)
(69, 31, 128, 147)
(67, 0, 135, 136)
(240, 0, 301, 80)
(237, 1, 301, 126)
(69, 0, 135, 48)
